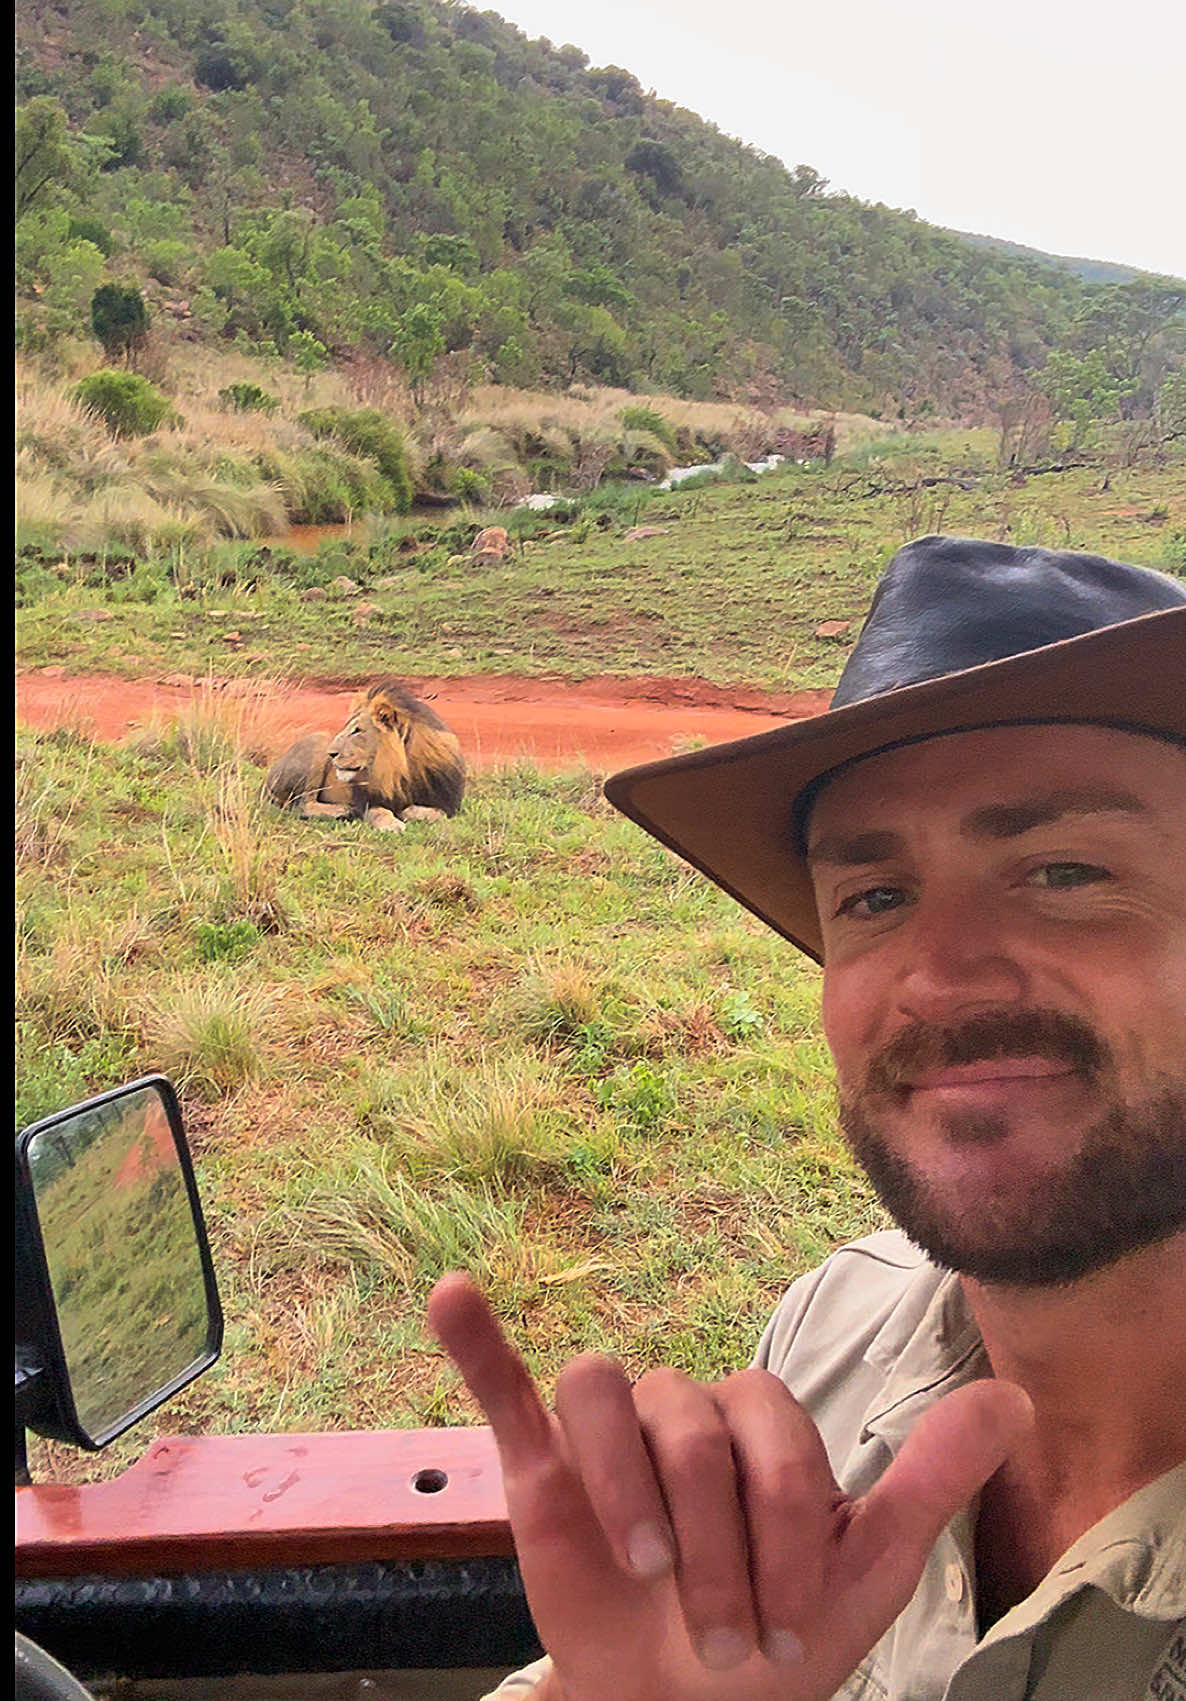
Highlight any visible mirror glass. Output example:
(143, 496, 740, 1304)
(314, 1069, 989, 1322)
(26, 1084, 214, 1442)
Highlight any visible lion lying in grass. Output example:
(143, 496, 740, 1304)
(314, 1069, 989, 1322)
(265, 678, 466, 832)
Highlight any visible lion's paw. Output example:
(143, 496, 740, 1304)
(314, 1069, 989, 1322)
(365, 806, 407, 833)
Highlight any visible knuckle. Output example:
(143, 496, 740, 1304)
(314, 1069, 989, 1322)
(555, 1350, 627, 1400)
(754, 1451, 821, 1509)
(633, 1364, 693, 1402)
(661, 1418, 733, 1485)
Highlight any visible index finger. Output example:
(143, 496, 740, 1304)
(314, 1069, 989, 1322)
(427, 1272, 554, 1467)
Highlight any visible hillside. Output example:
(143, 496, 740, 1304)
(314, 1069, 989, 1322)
(17, 0, 1186, 422)
(11, 0, 1177, 420)
(947, 231, 1168, 289)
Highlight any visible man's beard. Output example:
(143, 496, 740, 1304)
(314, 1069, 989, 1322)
(839, 1008, 1186, 1286)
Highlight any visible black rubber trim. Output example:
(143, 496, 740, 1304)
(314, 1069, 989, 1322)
(16, 1557, 542, 1680)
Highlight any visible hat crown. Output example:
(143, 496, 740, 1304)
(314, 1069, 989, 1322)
(832, 535, 1186, 708)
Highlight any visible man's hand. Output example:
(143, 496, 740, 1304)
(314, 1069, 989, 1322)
(428, 1274, 1031, 1701)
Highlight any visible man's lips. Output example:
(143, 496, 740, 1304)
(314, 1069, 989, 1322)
(904, 1058, 1078, 1093)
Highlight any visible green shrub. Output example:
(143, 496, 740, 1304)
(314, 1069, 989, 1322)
(596, 1059, 674, 1133)
(219, 381, 279, 415)
(619, 405, 678, 452)
(144, 239, 193, 286)
(720, 989, 764, 1040)
(299, 407, 414, 512)
(149, 85, 192, 124)
(449, 465, 489, 503)
(68, 216, 115, 258)
(90, 282, 149, 362)
(74, 370, 176, 438)
(259, 444, 390, 523)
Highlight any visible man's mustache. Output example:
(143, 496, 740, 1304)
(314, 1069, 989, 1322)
(863, 1008, 1109, 1098)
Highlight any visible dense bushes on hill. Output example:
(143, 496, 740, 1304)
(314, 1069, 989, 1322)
(15, 0, 1183, 418)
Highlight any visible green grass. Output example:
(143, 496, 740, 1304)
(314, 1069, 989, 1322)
(17, 429, 1186, 692)
(16, 718, 881, 1481)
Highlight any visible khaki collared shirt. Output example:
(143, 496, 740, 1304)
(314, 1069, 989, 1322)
(483, 1231, 1186, 1700)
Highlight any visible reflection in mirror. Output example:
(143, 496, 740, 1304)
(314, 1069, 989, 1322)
(26, 1085, 212, 1442)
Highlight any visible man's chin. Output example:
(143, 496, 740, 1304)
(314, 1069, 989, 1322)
(840, 1091, 1186, 1288)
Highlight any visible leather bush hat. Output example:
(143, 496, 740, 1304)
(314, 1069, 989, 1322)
(604, 535, 1186, 963)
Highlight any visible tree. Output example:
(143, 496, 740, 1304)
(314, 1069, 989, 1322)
(1038, 349, 1128, 449)
(390, 303, 445, 403)
(1070, 278, 1186, 412)
(1157, 367, 1186, 439)
(90, 283, 150, 364)
(16, 98, 73, 221)
(290, 329, 329, 389)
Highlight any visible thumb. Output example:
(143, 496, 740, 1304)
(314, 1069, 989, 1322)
(847, 1379, 1034, 1582)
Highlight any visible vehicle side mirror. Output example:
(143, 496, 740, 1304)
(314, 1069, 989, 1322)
(15, 1076, 223, 1478)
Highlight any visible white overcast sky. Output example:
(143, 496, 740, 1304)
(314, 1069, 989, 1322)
(492, 0, 1186, 278)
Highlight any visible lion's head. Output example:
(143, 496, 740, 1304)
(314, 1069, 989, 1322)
(326, 680, 465, 816)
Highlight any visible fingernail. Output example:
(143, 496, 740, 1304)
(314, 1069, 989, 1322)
(763, 1629, 805, 1666)
(698, 1629, 752, 1671)
(626, 1523, 674, 1579)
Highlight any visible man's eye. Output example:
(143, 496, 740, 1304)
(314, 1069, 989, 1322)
(836, 885, 906, 919)
(1028, 862, 1110, 889)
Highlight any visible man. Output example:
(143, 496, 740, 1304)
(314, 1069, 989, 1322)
(430, 536, 1186, 1700)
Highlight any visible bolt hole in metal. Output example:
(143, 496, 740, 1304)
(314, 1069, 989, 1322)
(410, 1467, 448, 1494)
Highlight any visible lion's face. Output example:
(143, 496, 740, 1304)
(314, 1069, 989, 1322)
(325, 693, 414, 807)
(326, 709, 383, 785)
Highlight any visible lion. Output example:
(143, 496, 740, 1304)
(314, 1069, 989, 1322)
(265, 679, 465, 832)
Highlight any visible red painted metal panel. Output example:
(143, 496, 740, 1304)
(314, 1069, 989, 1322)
(16, 1428, 513, 1578)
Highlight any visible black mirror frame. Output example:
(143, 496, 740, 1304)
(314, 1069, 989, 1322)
(15, 1074, 224, 1453)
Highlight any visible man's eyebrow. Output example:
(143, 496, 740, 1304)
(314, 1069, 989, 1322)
(806, 828, 906, 867)
(806, 787, 1150, 865)
(961, 787, 1150, 840)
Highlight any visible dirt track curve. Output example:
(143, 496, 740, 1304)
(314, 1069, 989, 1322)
(16, 670, 834, 771)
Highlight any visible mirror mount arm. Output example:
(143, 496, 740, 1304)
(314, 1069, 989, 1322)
(15, 1359, 47, 1486)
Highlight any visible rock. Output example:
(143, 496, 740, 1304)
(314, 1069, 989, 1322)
(329, 576, 359, 595)
(814, 620, 852, 640)
(352, 601, 381, 626)
(300, 586, 328, 603)
(623, 526, 670, 542)
(39, 666, 66, 678)
(517, 493, 559, 511)
(471, 526, 509, 564)
(224, 631, 243, 645)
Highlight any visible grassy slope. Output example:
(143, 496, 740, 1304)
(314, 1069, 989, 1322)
(19, 719, 881, 1483)
(19, 432, 1186, 692)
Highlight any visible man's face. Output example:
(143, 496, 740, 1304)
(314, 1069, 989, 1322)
(808, 723, 1186, 1286)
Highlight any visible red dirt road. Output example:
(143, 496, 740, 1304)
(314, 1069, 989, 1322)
(16, 670, 833, 770)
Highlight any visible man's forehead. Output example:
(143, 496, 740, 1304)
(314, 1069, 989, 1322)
(805, 722, 1184, 854)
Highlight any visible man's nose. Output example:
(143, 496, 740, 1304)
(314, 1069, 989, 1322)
(896, 887, 1028, 1020)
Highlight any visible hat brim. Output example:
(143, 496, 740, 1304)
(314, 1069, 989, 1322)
(603, 606, 1186, 964)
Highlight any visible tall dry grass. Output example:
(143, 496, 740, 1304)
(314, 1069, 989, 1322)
(17, 339, 893, 552)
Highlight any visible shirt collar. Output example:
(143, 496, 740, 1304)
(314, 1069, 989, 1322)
(859, 1260, 989, 1452)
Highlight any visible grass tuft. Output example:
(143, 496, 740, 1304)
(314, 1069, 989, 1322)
(143, 976, 274, 1098)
